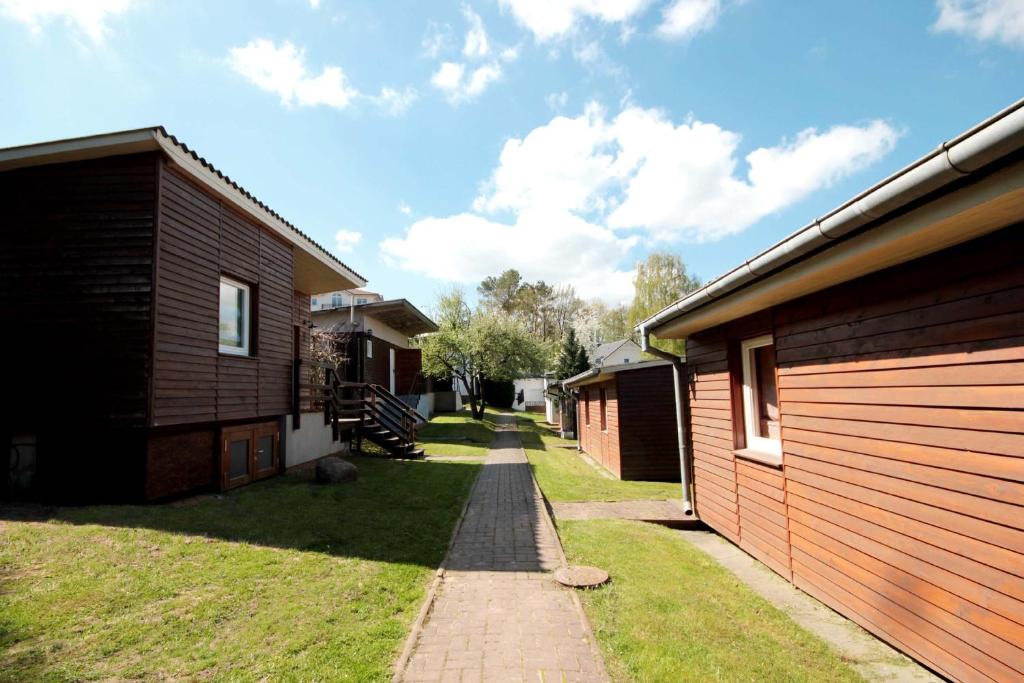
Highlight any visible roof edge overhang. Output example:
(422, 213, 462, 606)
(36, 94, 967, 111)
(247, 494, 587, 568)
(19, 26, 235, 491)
(563, 359, 673, 389)
(0, 127, 366, 294)
(640, 97, 1024, 340)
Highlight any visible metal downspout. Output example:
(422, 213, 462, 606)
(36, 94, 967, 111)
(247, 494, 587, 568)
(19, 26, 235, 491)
(640, 327, 695, 517)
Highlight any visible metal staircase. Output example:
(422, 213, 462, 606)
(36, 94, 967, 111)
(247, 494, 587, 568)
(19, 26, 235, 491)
(294, 359, 426, 458)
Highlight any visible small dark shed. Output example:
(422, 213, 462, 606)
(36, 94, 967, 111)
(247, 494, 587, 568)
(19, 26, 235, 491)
(565, 361, 681, 482)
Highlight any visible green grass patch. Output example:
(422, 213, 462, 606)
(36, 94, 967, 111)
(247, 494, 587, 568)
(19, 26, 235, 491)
(516, 413, 680, 502)
(416, 409, 501, 458)
(0, 455, 480, 682)
(559, 519, 864, 683)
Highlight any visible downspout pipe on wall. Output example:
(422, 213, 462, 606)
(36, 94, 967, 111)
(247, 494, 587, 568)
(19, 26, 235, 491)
(639, 328, 694, 517)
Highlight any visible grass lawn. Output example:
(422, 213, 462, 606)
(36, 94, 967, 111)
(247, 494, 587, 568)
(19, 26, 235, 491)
(416, 408, 501, 458)
(516, 412, 680, 502)
(0, 455, 480, 682)
(560, 519, 864, 683)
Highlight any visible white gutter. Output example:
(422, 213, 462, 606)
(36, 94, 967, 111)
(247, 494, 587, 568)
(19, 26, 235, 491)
(639, 97, 1024, 339)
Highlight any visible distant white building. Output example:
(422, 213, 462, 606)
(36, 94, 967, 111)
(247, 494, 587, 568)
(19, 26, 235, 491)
(590, 339, 642, 367)
(311, 287, 381, 311)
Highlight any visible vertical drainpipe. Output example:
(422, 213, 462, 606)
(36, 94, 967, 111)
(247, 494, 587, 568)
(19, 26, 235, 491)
(640, 325, 695, 517)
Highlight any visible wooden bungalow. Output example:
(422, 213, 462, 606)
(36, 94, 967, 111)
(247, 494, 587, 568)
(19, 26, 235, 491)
(639, 99, 1024, 682)
(0, 127, 418, 502)
(310, 292, 439, 415)
(565, 361, 681, 482)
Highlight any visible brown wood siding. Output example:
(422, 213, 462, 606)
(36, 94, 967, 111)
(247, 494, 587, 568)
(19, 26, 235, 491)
(577, 380, 622, 477)
(152, 162, 295, 428)
(685, 227, 1024, 682)
(395, 347, 424, 395)
(686, 333, 740, 543)
(0, 153, 158, 499)
(615, 365, 681, 482)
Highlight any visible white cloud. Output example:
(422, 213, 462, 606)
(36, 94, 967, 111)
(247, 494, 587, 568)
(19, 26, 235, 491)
(546, 90, 569, 110)
(380, 210, 638, 304)
(474, 102, 900, 242)
(0, 0, 136, 42)
(381, 102, 897, 305)
(398, 201, 413, 216)
(371, 86, 418, 116)
(422, 20, 453, 58)
(462, 5, 490, 57)
(228, 39, 358, 109)
(431, 62, 503, 103)
(334, 229, 362, 254)
(431, 61, 467, 91)
(657, 0, 720, 40)
(498, 0, 651, 41)
(309, 0, 321, 8)
(933, 0, 1024, 47)
(430, 6, 517, 104)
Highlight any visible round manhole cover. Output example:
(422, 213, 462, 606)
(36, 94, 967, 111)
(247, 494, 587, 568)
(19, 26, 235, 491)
(554, 565, 610, 588)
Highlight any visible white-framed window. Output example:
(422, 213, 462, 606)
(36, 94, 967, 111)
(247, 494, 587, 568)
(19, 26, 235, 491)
(740, 334, 781, 458)
(219, 276, 251, 356)
(366, 339, 373, 359)
(356, 297, 368, 305)
(331, 292, 344, 307)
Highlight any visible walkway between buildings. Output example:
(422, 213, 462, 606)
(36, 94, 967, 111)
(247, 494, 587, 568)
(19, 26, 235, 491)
(397, 414, 608, 683)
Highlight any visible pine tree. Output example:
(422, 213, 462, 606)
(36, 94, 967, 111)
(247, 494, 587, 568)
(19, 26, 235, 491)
(555, 328, 591, 379)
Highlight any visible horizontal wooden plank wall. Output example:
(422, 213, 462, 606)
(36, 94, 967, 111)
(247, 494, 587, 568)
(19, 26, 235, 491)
(577, 381, 621, 477)
(0, 153, 157, 429)
(0, 153, 158, 498)
(615, 365, 682, 482)
(687, 309, 792, 576)
(685, 333, 739, 544)
(152, 161, 295, 428)
(773, 226, 1024, 683)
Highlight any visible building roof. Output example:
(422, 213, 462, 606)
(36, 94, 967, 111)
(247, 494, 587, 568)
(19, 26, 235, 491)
(312, 298, 438, 337)
(0, 126, 367, 293)
(591, 339, 640, 363)
(563, 359, 672, 389)
(640, 97, 1024, 340)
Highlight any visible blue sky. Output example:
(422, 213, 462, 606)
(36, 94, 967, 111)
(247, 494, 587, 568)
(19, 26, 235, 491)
(1, 0, 1022, 311)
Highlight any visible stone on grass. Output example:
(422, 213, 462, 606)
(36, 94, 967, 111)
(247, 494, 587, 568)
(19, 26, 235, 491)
(316, 456, 359, 484)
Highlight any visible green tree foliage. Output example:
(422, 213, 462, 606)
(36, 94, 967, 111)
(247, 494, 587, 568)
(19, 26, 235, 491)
(627, 252, 701, 355)
(477, 269, 523, 314)
(420, 288, 546, 420)
(554, 328, 591, 380)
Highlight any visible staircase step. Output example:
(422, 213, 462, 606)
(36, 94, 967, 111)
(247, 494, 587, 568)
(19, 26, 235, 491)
(407, 448, 425, 459)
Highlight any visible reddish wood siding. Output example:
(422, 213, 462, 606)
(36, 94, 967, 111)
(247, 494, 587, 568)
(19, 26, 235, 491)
(577, 381, 621, 476)
(152, 163, 295, 428)
(615, 365, 681, 482)
(687, 227, 1024, 682)
(0, 153, 158, 499)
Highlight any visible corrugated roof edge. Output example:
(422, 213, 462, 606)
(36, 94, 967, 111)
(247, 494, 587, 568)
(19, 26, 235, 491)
(563, 359, 673, 388)
(153, 127, 366, 283)
(638, 96, 1024, 336)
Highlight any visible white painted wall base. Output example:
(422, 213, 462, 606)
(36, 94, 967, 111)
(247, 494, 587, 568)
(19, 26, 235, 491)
(285, 413, 350, 468)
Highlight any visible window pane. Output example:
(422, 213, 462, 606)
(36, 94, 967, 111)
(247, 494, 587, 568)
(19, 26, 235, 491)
(219, 281, 244, 348)
(229, 438, 250, 478)
(257, 435, 274, 470)
(753, 345, 780, 440)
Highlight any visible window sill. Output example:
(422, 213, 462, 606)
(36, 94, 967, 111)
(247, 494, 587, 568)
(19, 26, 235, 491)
(734, 447, 783, 469)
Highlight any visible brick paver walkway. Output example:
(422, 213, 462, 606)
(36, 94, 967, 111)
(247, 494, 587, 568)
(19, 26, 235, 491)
(399, 415, 608, 683)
